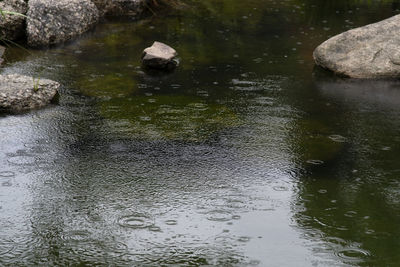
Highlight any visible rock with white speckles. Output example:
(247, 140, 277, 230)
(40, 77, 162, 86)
(27, 0, 99, 47)
(313, 14, 400, 78)
(0, 0, 27, 41)
(0, 74, 60, 113)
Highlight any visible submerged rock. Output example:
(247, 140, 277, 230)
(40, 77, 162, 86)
(0, 0, 27, 41)
(91, 0, 148, 17)
(0, 45, 5, 66)
(313, 14, 400, 78)
(0, 74, 60, 113)
(27, 0, 99, 47)
(142, 41, 178, 70)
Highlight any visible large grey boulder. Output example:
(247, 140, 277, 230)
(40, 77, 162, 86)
(91, 0, 147, 17)
(26, 0, 99, 47)
(0, 0, 27, 41)
(0, 74, 60, 113)
(142, 41, 178, 70)
(313, 14, 400, 79)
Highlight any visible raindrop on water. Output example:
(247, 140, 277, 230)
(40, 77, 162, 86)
(365, 229, 375, 235)
(206, 210, 232, 222)
(273, 186, 289, 191)
(336, 247, 370, 262)
(139, 116, 151, 121)
(1, 180, 12, 187)
(238, 236, 251, 242)
(306, 159, 324, 165)
(328, 135, 347, 143)
(231, 215, 241, 220)
(164, 219, 178, 226)
(344, 211, 357, 218)
(148, 226, 162, 232)
(117, 213, 152, 229)
(0, 171, 15, 178)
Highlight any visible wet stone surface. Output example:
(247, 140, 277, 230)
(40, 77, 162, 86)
(27, 0, 100, 47)
(0, 0, 27, 41)
(314, 14, 400, 78)
(0, 74, 59, 113)
(142, 41, 178, 70)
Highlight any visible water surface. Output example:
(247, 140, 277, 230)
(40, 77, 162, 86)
(1, 0, 400, 266)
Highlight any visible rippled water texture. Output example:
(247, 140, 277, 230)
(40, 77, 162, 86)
(1, 0, 400, 266)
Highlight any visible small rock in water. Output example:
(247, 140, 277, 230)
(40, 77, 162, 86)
(142, 41, 178, 70)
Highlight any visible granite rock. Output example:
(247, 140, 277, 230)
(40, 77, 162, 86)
(0, 0, 27, 41)
(314, 14, 400, 78)
(27, 0, 99, 47)
(142, 41, 178, 70)
(0, 74, 60, 113)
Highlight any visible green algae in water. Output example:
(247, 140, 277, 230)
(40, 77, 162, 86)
(294, 119, 346, 165)
(98, 95, 239, 141)
(77, 73, 138, 98)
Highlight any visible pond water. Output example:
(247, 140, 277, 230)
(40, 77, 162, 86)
(1, 0, 400, 266)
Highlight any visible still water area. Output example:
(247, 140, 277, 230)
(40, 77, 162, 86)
(1, 0, 400, 266)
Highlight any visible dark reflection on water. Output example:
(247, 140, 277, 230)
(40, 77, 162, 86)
(290, 72, 400, 266)
(1, 0, 400, 266)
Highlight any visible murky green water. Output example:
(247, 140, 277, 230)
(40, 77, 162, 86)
(1, 0, 400, 266)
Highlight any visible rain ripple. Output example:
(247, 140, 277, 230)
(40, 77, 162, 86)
(0, 238, 15, 256)
(117, 213, 154, 229)
(0, 171, 15, 187)
(0, 171, 15, 178)
(205, 209, 233, 222)
(335, 247, 370, 264)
